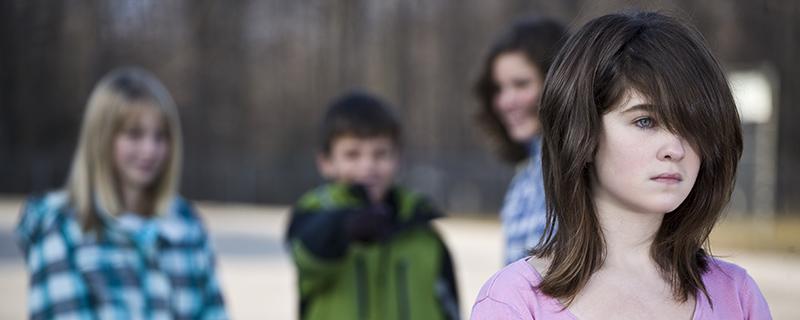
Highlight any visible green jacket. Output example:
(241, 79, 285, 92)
(287, 183, 459, 320)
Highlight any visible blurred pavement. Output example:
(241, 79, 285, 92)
(1, 197, 798, 319)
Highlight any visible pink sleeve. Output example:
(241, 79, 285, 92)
(741, 273, 772, 319)
(699, 258, 773, 319)
(471, 297, 530, 320)
(470, 260, 542, 320)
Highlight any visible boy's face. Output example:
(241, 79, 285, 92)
(318, 135, 399, 203)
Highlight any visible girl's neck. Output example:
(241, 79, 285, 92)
(119, 185, 148, 216)
(596, 204, 664, 269)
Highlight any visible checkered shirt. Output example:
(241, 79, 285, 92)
(15, 191, 228, 320)
(500, 137, 549, 265)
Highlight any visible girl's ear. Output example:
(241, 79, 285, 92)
(316, 151, 334, 179)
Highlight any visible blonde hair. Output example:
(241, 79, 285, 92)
(66, 67, 183, 232)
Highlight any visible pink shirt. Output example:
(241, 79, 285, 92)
(471, 257, 772, 319)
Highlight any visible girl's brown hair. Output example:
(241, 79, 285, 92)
(532, 11, 743, 306)
(474, 17, 569, 163)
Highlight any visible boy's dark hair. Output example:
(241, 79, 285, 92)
(474, 16, 569, 163)
(318, 91, 401, 154)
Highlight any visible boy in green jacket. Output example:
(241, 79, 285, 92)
(287, 91, 460, 320)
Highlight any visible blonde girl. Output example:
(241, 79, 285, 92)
(16, 68, 228, 319)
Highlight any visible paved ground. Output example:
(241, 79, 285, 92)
(0, 197, 798, 319)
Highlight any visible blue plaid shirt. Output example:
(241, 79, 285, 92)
(15, 191, 228, 320)
(500, 137, 549, 265)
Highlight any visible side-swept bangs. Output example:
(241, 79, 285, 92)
(596, 15, 740, 164)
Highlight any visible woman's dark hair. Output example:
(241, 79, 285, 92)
(532, 11, 743, 307)
(474, 16, 569, 163)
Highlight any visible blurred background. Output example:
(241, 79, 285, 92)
(1, 0, 799, 319)
(3, 0, 800, 215)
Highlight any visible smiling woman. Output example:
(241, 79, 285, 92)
(473, 16, 569, 265)
(490, 52, 544, 143)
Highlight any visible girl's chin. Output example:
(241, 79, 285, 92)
(509, 129, 535, 143)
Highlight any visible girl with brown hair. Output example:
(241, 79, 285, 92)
(472, 11, 771, 319)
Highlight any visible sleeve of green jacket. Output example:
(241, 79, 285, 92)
(287, 206, 352, 262)
(410, 196, 460, 320)
(286, 185, 366, 295)
(436, 232, 460, 320)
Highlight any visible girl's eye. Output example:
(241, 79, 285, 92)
(512, 79, 531, 89)
(154, 130, 168, 143)
(344, 149, 360, 160)
(373, 148, 391, 160)
(635, 117, 653, 128)
(126, 127, 143, 139)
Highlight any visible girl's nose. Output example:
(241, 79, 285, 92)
(495, 89, 517, 111)
(141, 135, 165, 158)
(658, 132, 687, 161)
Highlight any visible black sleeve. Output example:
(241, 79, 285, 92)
(437, 240, 460, 320)
(286, 207, 354, 260)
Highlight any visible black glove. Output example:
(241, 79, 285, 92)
(346, 203, 393, 243)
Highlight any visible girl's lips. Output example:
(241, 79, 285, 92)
(505, 110, 529, 124)
(652, 173, 682, 183)
(505, 115, 533, 130)
(136, 164, 159, 173)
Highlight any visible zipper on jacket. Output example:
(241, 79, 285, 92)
(396, 260, 410, 320)
(377, 243, 389, 317)
(355, 256, 368, 320)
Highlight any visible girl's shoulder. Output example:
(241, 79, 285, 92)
(478, 258, 545, 296)
(16, 190, 73, 245)
(472, 257, 574, 319)
(702, 257, 755, 286)
(24, 190, 71, 214)
(170, 195, 192, 212)
(169, 196, 204, 222)
(695, 257, 772, 319)
(158, 196, 212, 243)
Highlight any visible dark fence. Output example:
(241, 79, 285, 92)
(1, 0, 798, 214)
